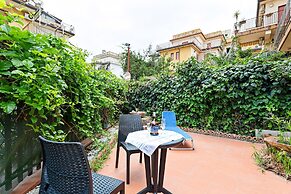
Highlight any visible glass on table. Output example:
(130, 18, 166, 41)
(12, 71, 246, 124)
(161, 118, 165, 130)
(146, 122, 151, 131)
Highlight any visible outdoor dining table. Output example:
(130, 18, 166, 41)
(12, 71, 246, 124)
(125, 130, 184, 194)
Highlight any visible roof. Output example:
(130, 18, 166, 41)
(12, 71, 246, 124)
(170, 29, 206, 41)
(10, 0, 75, 36)
(205, 31, 223, 38)
(93, 50, 120, 61)
(11, 0, 37, 11)
(156, 41, 201, 52)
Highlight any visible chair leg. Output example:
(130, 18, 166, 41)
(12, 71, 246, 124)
(120, 182, 125, 194)
(139, 152, 142, 163)
(115, 145, 120, 168)
(126, 153, 130, 184)
(111, 182, 125, 194)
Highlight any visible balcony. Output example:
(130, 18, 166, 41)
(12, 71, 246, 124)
(156, 41, 224, 53)
(274, 0, 291, 50)
(156, 38, 203, 52)
(237, 11, 278, 33)
(156, 37, 224, 52)
(61, 22, 75, 34)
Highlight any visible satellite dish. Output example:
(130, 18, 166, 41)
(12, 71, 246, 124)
(123, 71, 131, 80)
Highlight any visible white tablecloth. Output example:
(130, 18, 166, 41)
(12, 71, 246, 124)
(125, 130, 184, 156)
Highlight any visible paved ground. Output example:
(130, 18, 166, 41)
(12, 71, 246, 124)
(98, 133, 291, 194)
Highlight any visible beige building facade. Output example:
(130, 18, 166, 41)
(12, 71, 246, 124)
(274, 0, 291, 51)
(237, 0, 290, 52)
(92, 50, 124, 78)
(157, 0, 290, 63)
(1, 0, 75, 39)
(156, 29, 232, 63)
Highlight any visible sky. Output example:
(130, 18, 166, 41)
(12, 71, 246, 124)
(42, 0, 258, 60)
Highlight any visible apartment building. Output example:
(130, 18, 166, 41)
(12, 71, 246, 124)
(274, 0, 291, 51)
(92, 50, 124, 78)
(1, 0, 75, 39)
(156, 29, 232, 62)
(237, 0, 290, 52)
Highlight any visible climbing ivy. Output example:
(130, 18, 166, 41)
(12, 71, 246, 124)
(0, 2, 127, 141)
(128, 53, 291, 136)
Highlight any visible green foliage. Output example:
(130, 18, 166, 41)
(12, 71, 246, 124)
(275, 149, 291, 178)
(267, 113, 291, 145)
(0, 9, 127, 141)
(120, 45, 171, 80)
(253, 146, 291, 179)
(128, 52, 291, 136)
(90, 133, 117, 172)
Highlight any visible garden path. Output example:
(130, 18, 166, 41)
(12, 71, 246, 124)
(99, 133, 291, 194)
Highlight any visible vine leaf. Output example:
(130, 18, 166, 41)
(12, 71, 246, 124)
(0, 0, 5, 9)
(0, 101, 16, 114)
(0, 62, 12, 71)
(12, 59, 23, 67)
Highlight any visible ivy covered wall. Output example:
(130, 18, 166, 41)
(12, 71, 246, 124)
(128, 53, 291, 136)
(0, 5, 127, 141)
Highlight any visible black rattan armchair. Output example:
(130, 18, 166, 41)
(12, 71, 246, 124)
(115, 114, 143, 184)
(39, 136, 125, 194)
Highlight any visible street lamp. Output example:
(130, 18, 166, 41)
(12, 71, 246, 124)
(124, 43, 131, 80)
(124, 43, 130, 73)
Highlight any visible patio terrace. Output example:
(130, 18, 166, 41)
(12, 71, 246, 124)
(99, 133, 291, 194)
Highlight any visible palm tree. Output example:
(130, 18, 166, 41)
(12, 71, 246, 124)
(226, 10, 241, 60)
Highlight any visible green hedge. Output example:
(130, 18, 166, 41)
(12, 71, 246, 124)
(0, 7, 127, 141)
(128, 53, 291, 136)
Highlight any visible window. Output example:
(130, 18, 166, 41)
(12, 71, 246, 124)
(170, 53, 174, 59)
(176, 52, 180, 60)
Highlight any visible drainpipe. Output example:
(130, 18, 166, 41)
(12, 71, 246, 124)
(256, 0, 260, 27)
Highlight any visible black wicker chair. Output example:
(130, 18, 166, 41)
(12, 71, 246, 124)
(115, 114, 143, 184)
(39, 136, 125, 194)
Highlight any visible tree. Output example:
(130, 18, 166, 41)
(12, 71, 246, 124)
(120, 44, 170, 80)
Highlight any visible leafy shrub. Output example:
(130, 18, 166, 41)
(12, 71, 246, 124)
(0, 4, 127, 141)
(253, 147, 291, 180)
(128, 53, 291, 136)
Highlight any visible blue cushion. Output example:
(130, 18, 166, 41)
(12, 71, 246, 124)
(165, 126, 192, 140)
(162, 111, 192, 141)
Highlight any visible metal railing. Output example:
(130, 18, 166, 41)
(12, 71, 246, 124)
(238, 11, 278, 32)
(156, 38, 205, 51)
(61, 22, 75, 34)
(274, 0, 291, 49)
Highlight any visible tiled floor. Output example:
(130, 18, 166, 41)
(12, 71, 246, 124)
(98, 133, 291, 194)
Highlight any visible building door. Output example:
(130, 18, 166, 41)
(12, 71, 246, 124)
(278, 4, 286, 24)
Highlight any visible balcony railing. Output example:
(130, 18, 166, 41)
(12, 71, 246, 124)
(274, 0, 291, 49)
(237, 11, 278, 33)
(61, 22, 75, 34)
(156, 40, 202, 51)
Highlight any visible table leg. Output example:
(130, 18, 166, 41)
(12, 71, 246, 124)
(138, 148, 173, 194)
(137, 154, 152, 194)
(152, 149, 159, 193)
(158, 148, 167, 188)
(144, 153, 151, 187)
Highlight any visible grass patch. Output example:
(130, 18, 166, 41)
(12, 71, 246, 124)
(253, 146, 291, 180)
